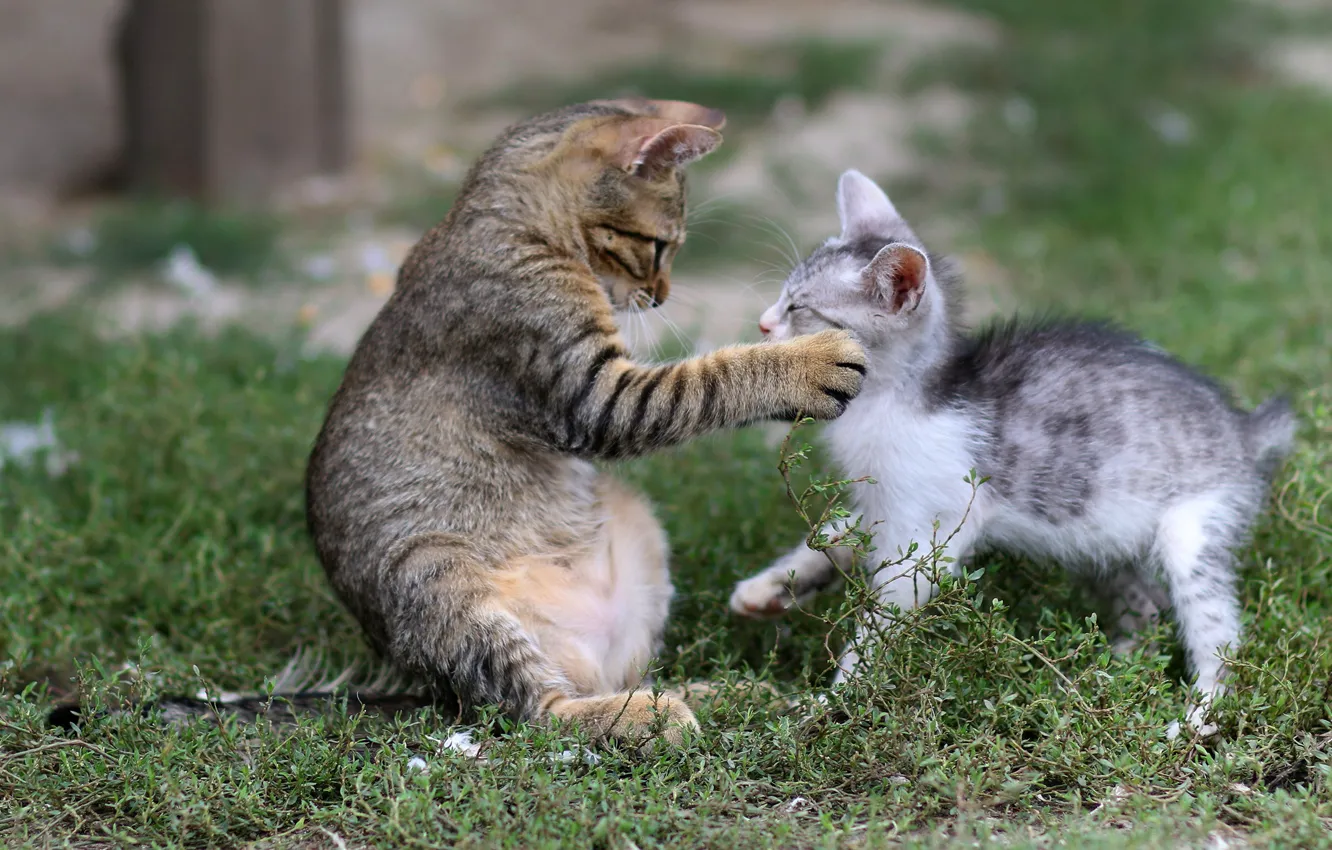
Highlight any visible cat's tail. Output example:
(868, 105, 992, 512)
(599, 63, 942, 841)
(46, 650, 444, 734)
(1246, 395, 1297, 480)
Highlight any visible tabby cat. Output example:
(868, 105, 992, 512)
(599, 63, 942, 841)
(301, 99, 866, 747)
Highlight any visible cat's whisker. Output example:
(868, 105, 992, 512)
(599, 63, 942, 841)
(707, 273, 781, 303)
(630, 303, 655, 354)
(662, 284, 701, 306)
(731, 212, 803, 271)
(681, 231, 725, 251)
(687, 191, 744, 217)
(618, 306, 640, 351)
(650, 308, 697, 357)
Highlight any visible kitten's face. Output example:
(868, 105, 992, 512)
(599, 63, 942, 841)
(759, 171, 934, 350)
(551, 101, 725, 311)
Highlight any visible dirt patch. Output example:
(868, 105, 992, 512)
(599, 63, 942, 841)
(1267, 38, 1332, 93)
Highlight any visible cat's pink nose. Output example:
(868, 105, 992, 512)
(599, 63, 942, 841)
(758, 319, 772, 336)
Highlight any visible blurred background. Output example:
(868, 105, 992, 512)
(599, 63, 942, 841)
(2, 0, 1044, 361)
(2, 0, 1329, 370)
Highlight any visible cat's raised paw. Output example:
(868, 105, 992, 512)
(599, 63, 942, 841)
(780, 329, 867, 420)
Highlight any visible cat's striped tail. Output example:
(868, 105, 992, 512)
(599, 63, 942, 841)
(46, 652, 440, 734)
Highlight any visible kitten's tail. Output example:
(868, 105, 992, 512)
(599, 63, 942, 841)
(1246, 395, 1297, 480)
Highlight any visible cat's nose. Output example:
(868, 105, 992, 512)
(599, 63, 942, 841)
(758, 318, 773, 336)
(650, 276, 670, 307)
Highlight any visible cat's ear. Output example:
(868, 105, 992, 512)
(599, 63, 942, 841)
(863, 243, 928, 314)
(837, 169, 901, 241)
(594, 97, 727, 131)
(615, 121, 723, 178)
(560, 115, 722, 178)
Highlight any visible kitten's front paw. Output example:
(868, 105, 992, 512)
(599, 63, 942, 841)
(778, 330, 867, 420)
(1165, 703, 1219, 741)
(730, 571, 804, 618)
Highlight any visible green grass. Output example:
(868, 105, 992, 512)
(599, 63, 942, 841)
(51, 198, 284, 284)
(3, 321, 1324, 847)
(4, 0, 1332, 845)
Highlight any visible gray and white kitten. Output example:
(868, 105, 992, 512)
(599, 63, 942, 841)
(731, 170, 1296, 737)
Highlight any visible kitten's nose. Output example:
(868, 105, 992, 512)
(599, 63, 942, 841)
(758, 318, 773, 336)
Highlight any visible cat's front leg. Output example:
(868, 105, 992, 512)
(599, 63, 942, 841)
(545, 328, 866, 460)
(729, 536, 851, 619)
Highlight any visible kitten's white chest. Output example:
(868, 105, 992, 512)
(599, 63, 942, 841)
(826, 395, 983, 549)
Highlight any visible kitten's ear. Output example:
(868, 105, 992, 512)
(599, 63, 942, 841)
(617, 122, 723, 179)
(837, 169, 901, 241)
(863, 243, 929, 314)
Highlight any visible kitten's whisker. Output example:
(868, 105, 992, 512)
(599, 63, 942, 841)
(753, 261, 793, 279)
(713, 273, 782, 301)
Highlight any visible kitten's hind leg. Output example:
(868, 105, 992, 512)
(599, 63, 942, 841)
(1152, 491, 1248, 739)
(729, 533, 852, 619)
(1100, 568, 1170, 657)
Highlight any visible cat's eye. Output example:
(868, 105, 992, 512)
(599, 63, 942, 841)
(786, 304, 805, 314)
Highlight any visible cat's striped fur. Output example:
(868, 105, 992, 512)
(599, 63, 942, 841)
(295, 99, 864, 747)
(49, 100, 850, 745)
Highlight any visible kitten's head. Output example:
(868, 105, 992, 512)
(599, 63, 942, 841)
(471, 98, 726, 310)
(759, 170, 954, 354)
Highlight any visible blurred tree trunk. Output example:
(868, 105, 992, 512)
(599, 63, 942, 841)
(116, 0, 347, 203)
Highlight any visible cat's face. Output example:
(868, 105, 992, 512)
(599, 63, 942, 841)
(550, 100, 725, 310)
(583, 169, 689, 311)
(759, 171, 935, 350)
